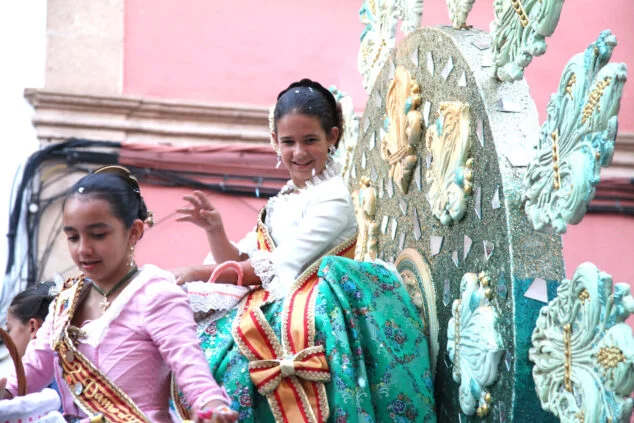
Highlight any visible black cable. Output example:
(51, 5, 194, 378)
(13, 138, 633, 295)
(6, 139, 284, 289)
(5, 139, 121, 276)
(128, 167, 283, 198)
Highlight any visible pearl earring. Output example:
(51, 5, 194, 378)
(128, 244, 136, 269)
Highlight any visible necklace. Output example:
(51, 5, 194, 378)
(92, 266, 138, 313)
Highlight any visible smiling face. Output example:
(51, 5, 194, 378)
(63, 196, 141, 287)
(274, 113, 339, 188)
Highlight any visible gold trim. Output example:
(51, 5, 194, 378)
(563, 323, 572, 392)
(257, 208, 277, 252)
(59, 336, 151, 422)
(552, 130, 561, 190)
(597, 345, 626, 370)
(51, 275, 86, 350)
(52, 278, 150, 422)
(285, 233, 358, 296)
(231, 223, 355, 423)
(511, 0, 529, 27)
(394, 248, 438, 373)
(565, 74, 577, 100)
(582, 77, 612, 124)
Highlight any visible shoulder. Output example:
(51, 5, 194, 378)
(136, 264, 185, 300)
(306, 175, 352, 204)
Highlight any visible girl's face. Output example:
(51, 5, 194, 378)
(63, 196, 141, 286)
(274, 113, 339, 189)
(6, 310, 39, 358)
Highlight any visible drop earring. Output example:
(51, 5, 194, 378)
(328, 144, 336, 155)
(128, 244, 136, 269)
(276, 153, 282, 169)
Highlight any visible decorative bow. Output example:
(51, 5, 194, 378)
(248, 346, 330, 396)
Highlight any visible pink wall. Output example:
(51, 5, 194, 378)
(125, 1, 634, 326)
(124, 0, 365, 109)
(562, 214, 634, 327)
(421, 1, 634, 131)
(124, 0, 633, 131)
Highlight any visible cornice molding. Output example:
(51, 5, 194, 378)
(22, 89, 634, 179)
(605, 131, 634, 179)
(24, 89, 272, 146)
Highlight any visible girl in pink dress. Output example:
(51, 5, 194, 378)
(1, 165, 238, 423)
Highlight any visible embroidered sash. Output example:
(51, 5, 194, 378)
(233, 209, 356, 423)
(51, 276, 151, 423)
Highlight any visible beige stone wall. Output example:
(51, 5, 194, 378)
(45, 0, 124, 95)
(607, 133, 634, 179)
(24, 89, 270, 146)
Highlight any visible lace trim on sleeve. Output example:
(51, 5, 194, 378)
(185, 281, 250, 323)
(251, 249, 285, 300)
(233, 228, 258, 257)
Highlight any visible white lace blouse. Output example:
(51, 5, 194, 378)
(233, 160, 358, 300)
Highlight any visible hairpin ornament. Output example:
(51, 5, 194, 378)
(49, 273, 65, 296)
(277, 78, 337, 112)
(94, 165, 140, 192)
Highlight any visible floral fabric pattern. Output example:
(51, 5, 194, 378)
(196, 256, 436, 422)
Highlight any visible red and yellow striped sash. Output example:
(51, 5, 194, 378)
(52, 277, 150, 423)
(234, 212, 356, 422)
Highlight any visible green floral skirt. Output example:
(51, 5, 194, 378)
(196, 256, 436, 422)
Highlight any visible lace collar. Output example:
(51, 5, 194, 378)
(278, 157, 341, 195)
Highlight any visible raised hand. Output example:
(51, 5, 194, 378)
(176, 191, 224, 233)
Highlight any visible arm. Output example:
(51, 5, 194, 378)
(142, 279, 231, 412)
(176, 190, 241, 263)
(251, 187, 355, 298)
(206, 259, 261, 287)
(171, 259, 261, 286)
(171, 264, 216, 285)
(172, 224, 259, 285)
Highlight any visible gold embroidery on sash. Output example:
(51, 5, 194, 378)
(232, 216, 356, 423)
(52, 276, 151, 422)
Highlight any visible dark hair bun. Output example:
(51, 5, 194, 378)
(274, 78, 342, 147)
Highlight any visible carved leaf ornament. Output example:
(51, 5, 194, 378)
(425, 101, 474, 226)
(529, 262, 634, 423)
(490, 0, 565, 82)
(380, 66, 424, 195)
(353, 176, 379, 261)
(523, 30, 628, 234)
(358, 0, 423, 93)
(447, 272, 504, 417)
(446, 0, 476, 30)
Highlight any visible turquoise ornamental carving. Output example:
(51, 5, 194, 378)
(523, 30, 628, 234)
(425, 101, 474, 225)
(490, 0, 565, 82)
(358, 0, 423, 93)
(529, 262, 634, 423)
(447, 272, 504, 417)
(446, 0, 476, 29)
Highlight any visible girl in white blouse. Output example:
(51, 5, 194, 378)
(172, 78, 358, 300)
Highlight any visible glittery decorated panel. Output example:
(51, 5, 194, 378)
(348, 26, 565, 422)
